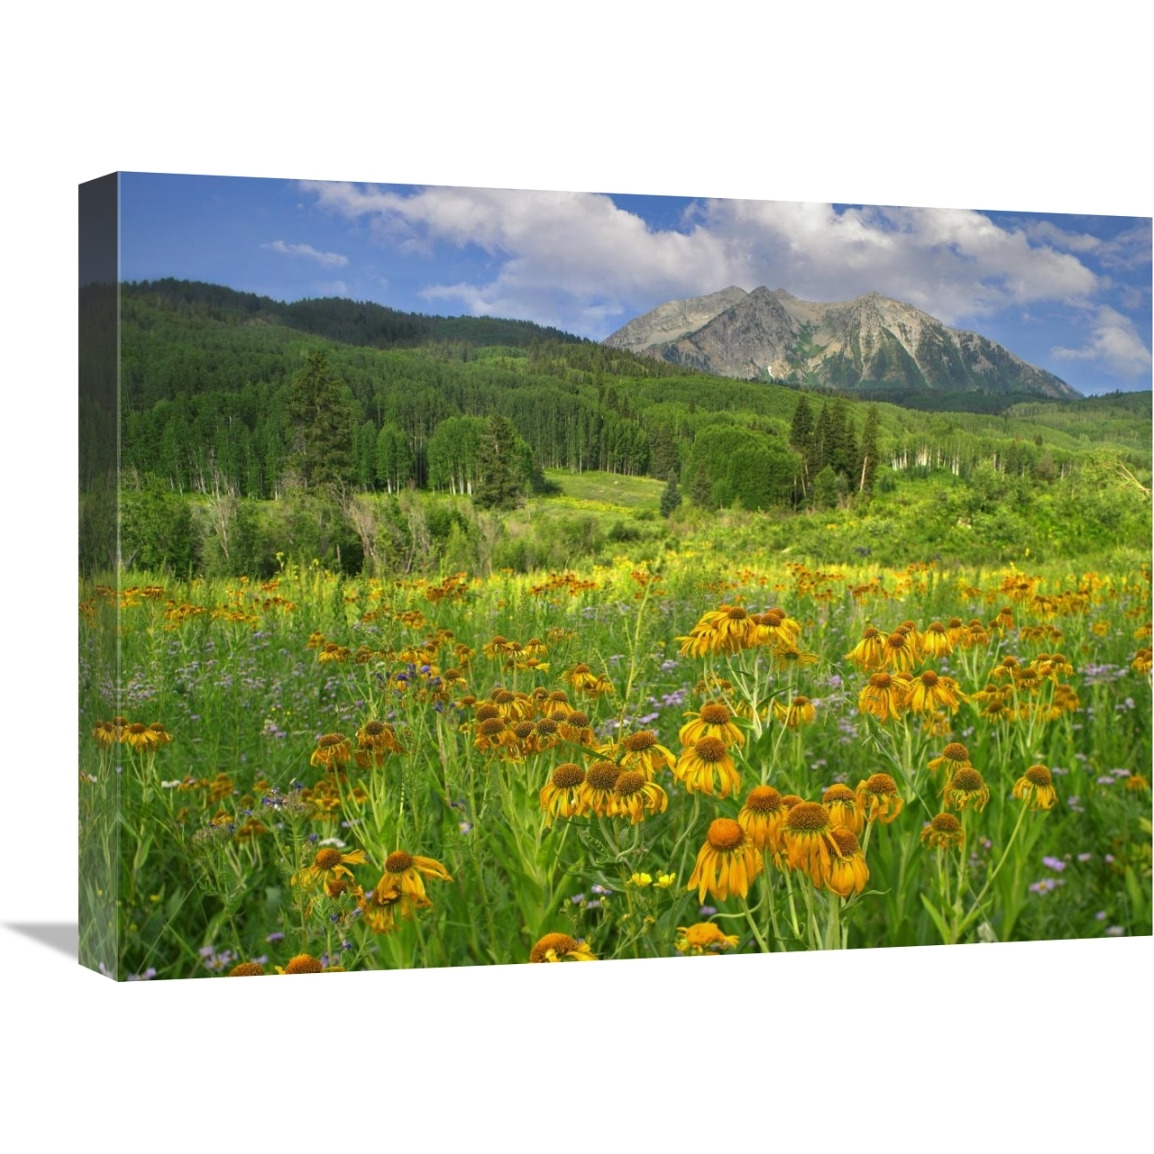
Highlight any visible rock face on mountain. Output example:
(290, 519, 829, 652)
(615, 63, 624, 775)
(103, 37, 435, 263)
(605, 287, 1081, 400)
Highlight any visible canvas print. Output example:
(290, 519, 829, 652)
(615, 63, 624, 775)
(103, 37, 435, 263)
(79, 173, 1152, 979)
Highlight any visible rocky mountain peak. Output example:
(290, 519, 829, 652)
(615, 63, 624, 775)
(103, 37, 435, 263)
(604, 287, 1080, 402)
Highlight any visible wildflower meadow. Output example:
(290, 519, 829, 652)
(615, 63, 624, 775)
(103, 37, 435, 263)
(79, 551, 1152, 978)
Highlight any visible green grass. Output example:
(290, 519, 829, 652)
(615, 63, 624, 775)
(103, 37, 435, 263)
(544, 469, 664, 510)
(79, 551, 1153, 979)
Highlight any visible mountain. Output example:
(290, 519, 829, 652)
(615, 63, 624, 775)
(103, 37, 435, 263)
(604, 286, 1081, 402)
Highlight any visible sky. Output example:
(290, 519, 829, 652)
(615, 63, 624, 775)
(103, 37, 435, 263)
(119, 172, 1152, 396)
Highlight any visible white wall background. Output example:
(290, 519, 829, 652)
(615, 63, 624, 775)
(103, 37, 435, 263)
(2, 4, 1149, 1149)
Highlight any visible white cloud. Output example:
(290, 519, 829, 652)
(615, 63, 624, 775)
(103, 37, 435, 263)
(1052, 305, 1152, 379)
(262, 239, 349, 267)
(297, 181, 1113, 338)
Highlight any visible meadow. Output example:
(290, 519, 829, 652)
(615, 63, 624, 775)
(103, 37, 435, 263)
(79, 532, 1152, 978)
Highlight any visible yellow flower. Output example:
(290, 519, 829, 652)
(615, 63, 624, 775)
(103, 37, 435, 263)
(928, 742, 973, 774)
(675, 923, 741, 955)
(628, 872, 653, 887)
(942, 766, 990, 812)
(473, 716, 514, 752)
(541, 690, 572, 717)
(380, 849, 453, 906)
(1131, 647, 1152, 676)
(945, 617, 967, 646)
(276, 954, 325, 974)
(687, 818, 763, 903)
(540, 763, 586, 825)
(92, 720, 119, 747)
(961, 620, 991, 648)
(773, 695, 817, 728)
(906, 669, 964, 716)
(610, 770, 669, 824)
(355, 719, 403, 767)
(361, 883, 406, 934)
(1012, 764, 1058, 811)
(677, 604, 759, 657)
(679, 702, 745, 748)
(845, 626, 887, 671)
(654, 873, 676, 889)
(556, 710, 596, 747)
(578, 761, 623, 817)
(122, 722, 157, 751)
(752, 607, 802, 650)
(770, 645, 820, 670)
(490, 688, 534, 721)
(921, 813, 965, 850)
(826, 827, 870, 898)
(310, 732, 352, 769)
(673, 736, 741, 799)
(228, 962, 265, 976)
(782, 802, 836, 888)
(561, 664, 614, 698)
(292, 846, 368, 889)
(614, 730, 677, 778)
(921, 621, 954, 658)
(822, 784, 865, 835)
(858, 672, 908, 723)
(146, 722, 173, 746)
(880, 630, 917, 672)
(738, 785, 788, 853)
(529, 932, 596, 963)
(855, 773, 904, 824)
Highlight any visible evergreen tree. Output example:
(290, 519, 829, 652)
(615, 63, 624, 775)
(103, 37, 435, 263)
(829, 398, 858, 479)
(858, 405, 881, 492)
(648, 424, 680, 480)
(283, 351, 355, 490)
(789, 394, 815, 460)
(812, 402, 833, 474)
(473, 415, 522, 511)
(688, 461, 714, 508)
(812, 465, 839, 511)
(660, 475, 682, 518)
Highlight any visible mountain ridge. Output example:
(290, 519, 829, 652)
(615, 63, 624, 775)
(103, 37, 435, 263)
(604, 286, 1081, 401)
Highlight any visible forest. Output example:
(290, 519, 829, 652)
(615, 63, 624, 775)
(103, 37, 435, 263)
(81, 279, 1152, 580)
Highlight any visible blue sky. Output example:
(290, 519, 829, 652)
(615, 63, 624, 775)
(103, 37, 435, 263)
(120, 172, 1152, 395)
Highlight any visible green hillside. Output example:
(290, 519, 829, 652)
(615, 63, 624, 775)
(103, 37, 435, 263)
(85, 280, 1152, 579)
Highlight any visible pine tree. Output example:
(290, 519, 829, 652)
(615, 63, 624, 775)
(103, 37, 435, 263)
(812, 402, 833, 474)
(283, 351, 355, 490)
(688, 461, 714, 508)
(858, 405, 881, 492)
(473, 415, 522, 511)
(829, 398, 857, 479)
(789, 394, 815, 460)
(660, 475, 682, 518)
(648, 424, 680, 480)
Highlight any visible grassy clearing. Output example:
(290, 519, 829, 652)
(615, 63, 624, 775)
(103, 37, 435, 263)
(544, 469, 664, 510)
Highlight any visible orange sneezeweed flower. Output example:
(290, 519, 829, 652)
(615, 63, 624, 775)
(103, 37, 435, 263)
(858, 672, 907, 723)
(855, 773, 904, 824)
(679, 702, 745, 748)
(738, 785, 789, 853)
(540, 763, 587, 825)
(822, 784, 865, 836)
(673, 736, 741, 799)
(1012, 764, 1058, 811)
(687, 818, 763, 903)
